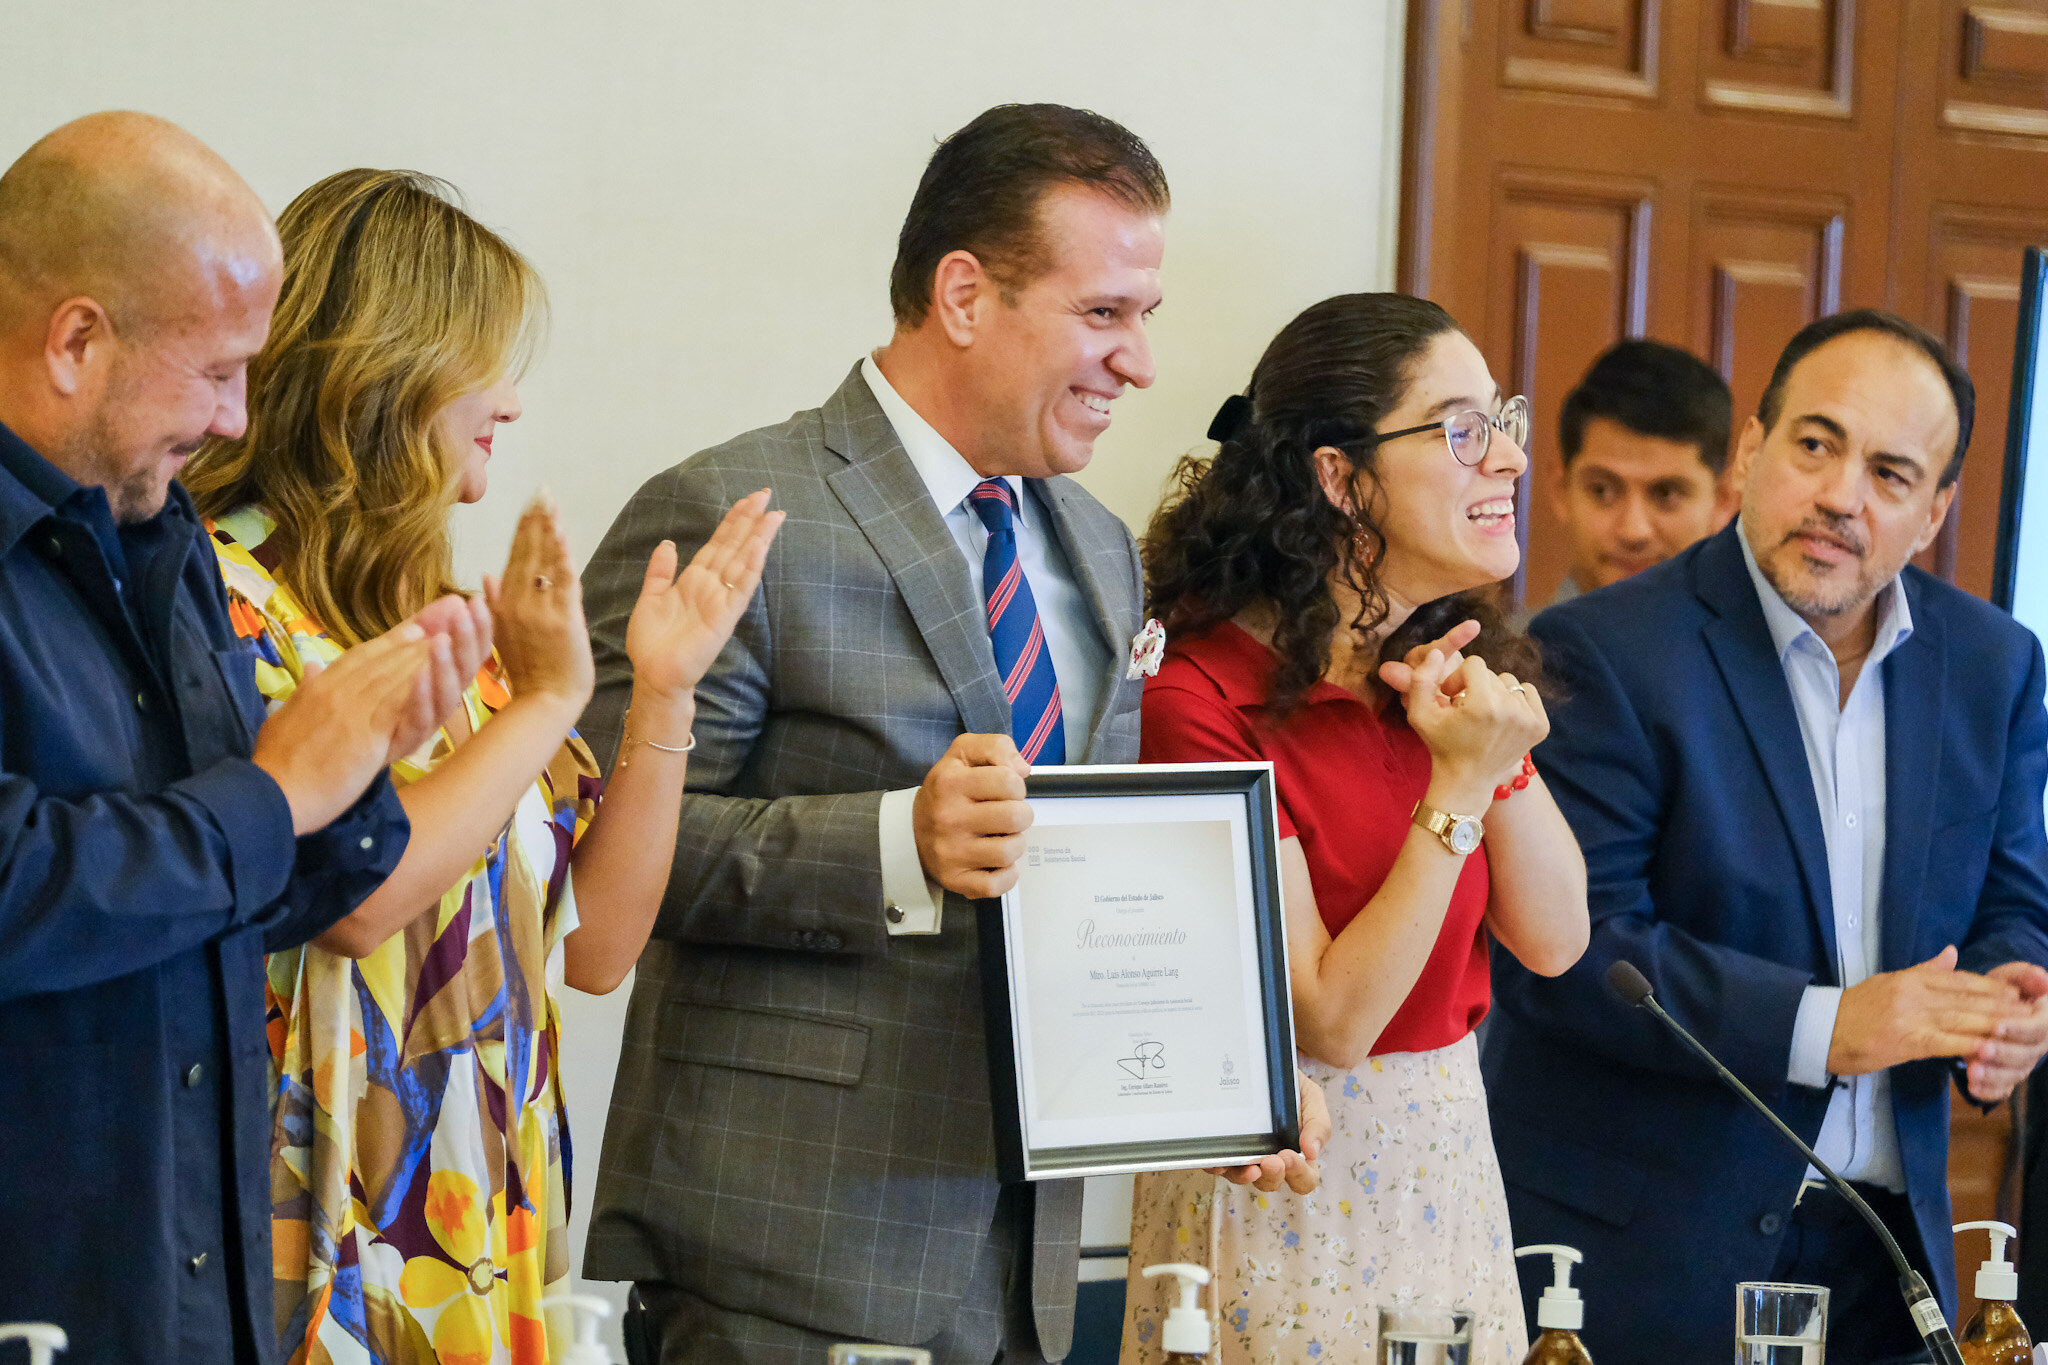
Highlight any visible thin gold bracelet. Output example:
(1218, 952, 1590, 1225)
(618, 707, 696, 769)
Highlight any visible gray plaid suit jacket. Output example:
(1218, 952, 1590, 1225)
(578, 365, 1145, 1357)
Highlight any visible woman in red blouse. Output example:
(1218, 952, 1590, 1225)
(1120, 294, 1588, 1364)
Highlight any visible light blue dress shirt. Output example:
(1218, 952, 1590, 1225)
(1740, 529, 1914, 1191)
(862, 356, 1112, 933)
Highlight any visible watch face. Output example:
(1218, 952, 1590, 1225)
(1448, 817, 1483, 855)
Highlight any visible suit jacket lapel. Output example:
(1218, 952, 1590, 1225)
(1694, 526, 1840, 972)
(1879, 584, 1944, 972)
(1032, 474, 1140, 760)
(819, 366, 1011, 738)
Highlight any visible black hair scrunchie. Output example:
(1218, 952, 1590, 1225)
(1206, 393, 1252, 443)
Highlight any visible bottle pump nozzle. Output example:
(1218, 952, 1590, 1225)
(540, 1293, 616, 1365)
(1956, 1220, 2020, 1302)
(0, 1324, 67, 1365)
(1515, 1244, 1585, 1331)
(1142, 1262, 1213, 1356)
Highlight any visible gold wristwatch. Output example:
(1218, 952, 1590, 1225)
(1412, 800, 1484, 856)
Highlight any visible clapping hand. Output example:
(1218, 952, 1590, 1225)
(1968, 961, 2048, 1103)
(1829, 947, 2042, 1098)
(624, 489, 785, 700)
(483, 492, 596, 711)
(254, 592, 493, 834)
(387, 594, 495, 754)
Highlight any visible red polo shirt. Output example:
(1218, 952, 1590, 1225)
(1140, 621, 1493, 1056)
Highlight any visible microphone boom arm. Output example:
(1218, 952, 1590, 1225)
(1607, 960, 1964, 1365)
(1636, 991, 1915, 1277)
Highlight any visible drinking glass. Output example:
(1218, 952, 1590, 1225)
(1735, 1282, 1828, 1365)
(1378, 1303, 1473, 1365)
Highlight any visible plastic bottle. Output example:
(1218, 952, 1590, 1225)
(0, 1325, 66, 1365)
(1142, 1261, 1213, 1363)
(541, 1293, 617, 1365)
(1514, 1244, 1594, 1365)
(1956, 1220, 2033, 1364)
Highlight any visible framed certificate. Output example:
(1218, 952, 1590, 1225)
(976, 762, 1299, 1181)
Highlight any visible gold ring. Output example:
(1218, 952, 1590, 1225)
(721, 579, 736, 591)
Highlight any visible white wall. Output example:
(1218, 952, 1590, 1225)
(8, 1, 1405, 1350)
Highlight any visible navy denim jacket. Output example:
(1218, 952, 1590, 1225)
(0, 419, 409, 1363)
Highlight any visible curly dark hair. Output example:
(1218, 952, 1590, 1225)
(1144, 292, 1542, 719)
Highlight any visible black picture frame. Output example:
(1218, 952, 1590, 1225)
(975, 762, 1300, 1182)
(1992, 245, 2048, 613)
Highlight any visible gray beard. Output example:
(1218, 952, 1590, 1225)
(58, 410, 169, 525)
(1758, 541, 1889, 625)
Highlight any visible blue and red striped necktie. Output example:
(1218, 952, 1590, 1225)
(967, 478, 1065, 764)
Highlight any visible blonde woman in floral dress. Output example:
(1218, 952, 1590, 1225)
(1122, 295, 1590, 1364)
(184, 169, 781, 1365)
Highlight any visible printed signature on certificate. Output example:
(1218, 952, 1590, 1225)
(1117, 1040, 1166, 1080)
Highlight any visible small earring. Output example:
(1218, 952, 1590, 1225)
(1352, 527, 1379, 569)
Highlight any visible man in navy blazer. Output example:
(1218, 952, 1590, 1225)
(1486, 309, 2048, 1364)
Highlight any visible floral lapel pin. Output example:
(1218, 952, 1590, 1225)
(1126, 618, 1167, 680)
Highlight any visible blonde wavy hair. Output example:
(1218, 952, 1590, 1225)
(186, 169, 546, 646)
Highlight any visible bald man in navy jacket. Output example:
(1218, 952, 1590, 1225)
(1486, 310, 2048, 1365)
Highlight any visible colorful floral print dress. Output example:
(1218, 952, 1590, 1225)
(210, 507, 600, 1365)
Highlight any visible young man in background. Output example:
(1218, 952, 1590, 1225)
(1536, 339, 1737, 616)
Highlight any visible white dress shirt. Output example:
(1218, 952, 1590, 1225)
(861, 356, 1111, 934)
(1740, 530, 1915, 1191)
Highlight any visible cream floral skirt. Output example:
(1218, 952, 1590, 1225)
(1119, 1034, 1527, 1364)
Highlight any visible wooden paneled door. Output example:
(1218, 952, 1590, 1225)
(1402, 0, 2048, 1321)
(1894, 0, 2048, 594)
(1402, 0, 1904, 604)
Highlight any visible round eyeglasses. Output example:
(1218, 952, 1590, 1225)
(1365, 394, 1531, 467)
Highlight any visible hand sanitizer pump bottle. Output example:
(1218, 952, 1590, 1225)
(542, 1293, 619, 1365)
(0, 1325, 67, 1365)
(1142, 1261, 1214, 1363)
(1515, 1244, 1594, 1364)
(1955, 1220, 2032, 1364)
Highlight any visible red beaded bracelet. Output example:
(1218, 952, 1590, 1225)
(1495, 753, 1535, 802)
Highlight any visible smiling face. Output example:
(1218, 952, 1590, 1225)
(434, 372, 522, 504)
(955, 184, 1163, 478)
(1737, 329, 1958, 632)
(1358, 329, 1528, 606)
(0, 112, 286, 524)
(62, 253, 281, 523)
(1552, 416, 1733, 590)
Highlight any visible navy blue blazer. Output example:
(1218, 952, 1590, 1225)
(1484, 521, 2048, 1362)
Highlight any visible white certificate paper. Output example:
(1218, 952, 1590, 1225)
(1003, 791, 1277, 1152)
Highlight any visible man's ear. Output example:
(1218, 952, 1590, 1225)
(1711, 464, 1743, 528)
(1727, 416, 1765, 496)
(43, 297, 115, 399)
(1546, 456, 1574, 525)
(928, 251, 990, 349)
(1911, 479, 1960, 557)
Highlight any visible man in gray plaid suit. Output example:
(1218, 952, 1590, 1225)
(577, 105, 1321, 1363)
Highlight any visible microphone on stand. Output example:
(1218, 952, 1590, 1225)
(1604, 959, 1964, 1365)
